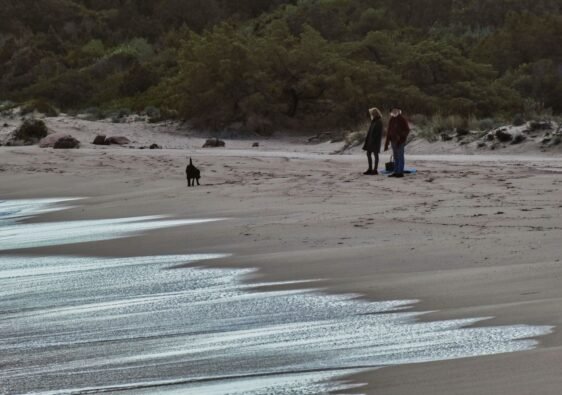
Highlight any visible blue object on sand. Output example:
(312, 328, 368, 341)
(380, 168, 417, 175)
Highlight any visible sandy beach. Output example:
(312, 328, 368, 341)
(1, 117, 562, 394)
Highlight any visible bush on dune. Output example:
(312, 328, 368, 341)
(21, 99, 59, 117)
(23, 71, 95, 108)
(14, 119, 49, 143)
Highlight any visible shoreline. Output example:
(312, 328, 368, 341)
(1, 196, 556, 395)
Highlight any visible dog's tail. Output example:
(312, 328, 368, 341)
(189, 157, 193, 166)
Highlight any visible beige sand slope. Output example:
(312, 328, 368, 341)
(1, 122, 562, 393)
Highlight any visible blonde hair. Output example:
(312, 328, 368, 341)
(369, 107, 382, 120)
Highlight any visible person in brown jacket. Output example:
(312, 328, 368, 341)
(384, 106, 410, 178)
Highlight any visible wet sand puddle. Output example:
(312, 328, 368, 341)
(0, 199, 552, 394)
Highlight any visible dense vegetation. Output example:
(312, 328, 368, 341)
(1, 0, 561, 131)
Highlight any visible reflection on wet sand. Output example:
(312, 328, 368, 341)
(0, 200, 552, 394)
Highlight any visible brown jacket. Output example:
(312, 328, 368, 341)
(385, 114, 410, 149)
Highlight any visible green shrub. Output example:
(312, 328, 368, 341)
(512, 113, 526, 126)
(110, 38, 154, 62)
(448, 98, 477, 117)
(81, 39, 106, 58)
(21, 99, 59, 117)
(0, 100, 17, 112)
(24, 71, 94, 108)
(144, 106, 160, 118)
(109, 108, 132, 123)
(88, 53, 137, 79)
(120, 64, 159, 96)
(117, 108, 131, 117)
(82, 107, 106, 120)
(417, 128, 440, 142)
(14, 119, 48, 142)
(144, 105, 162, 122)
(160, 107, 179, 120)
(409, 114, 430, 128)
(128, 38, 154, 61)
(476, 118, 501, 131)
(340, 129, 367, 151)
(415, 114, 468, 141)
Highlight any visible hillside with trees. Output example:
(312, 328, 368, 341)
(1, 0, 561, 132)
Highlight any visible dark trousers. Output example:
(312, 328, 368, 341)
(367, 151, 379, 171)
(391, 142, 405, 174)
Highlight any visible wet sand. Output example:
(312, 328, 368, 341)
(1, 141, 562, 393)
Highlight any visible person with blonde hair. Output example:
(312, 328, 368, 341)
(362, 107, 383, 175)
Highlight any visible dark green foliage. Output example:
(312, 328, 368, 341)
(451, 0, 561, 28)
(503, 60, 562, 114)
(512, 114, 526, 126)
(120, 64, 159, 96)
(0, 100, 18, 114)
(478, 118, 500, 131)
(24, 71, 94, 108)
(21, 99, 59, 117)
(144, 106, 162, 123)
(82, 107, 105, 120)
(1, 0, 560, 132)
(14, 119, 49, 142)
(108, 108, 132, 123)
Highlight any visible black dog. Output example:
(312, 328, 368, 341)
(185, 158, 201, 187)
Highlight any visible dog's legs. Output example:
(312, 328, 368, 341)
(196, 178, 200, 186)
(187, 178, 191, 187)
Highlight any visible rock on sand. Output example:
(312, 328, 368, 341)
(105, 136, 131, 145)
(203, 138, 226, 148)
(40, 133, 80, 148)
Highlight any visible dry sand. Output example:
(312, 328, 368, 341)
(1, 116, 562, 394)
